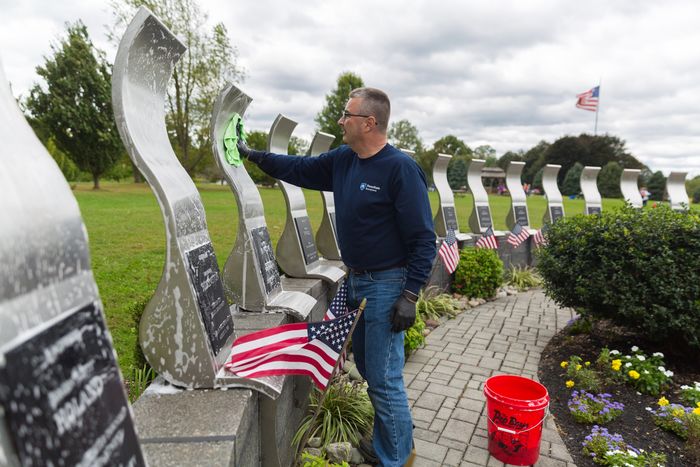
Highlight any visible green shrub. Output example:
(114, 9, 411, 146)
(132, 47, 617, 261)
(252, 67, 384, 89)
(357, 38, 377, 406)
(536, 205, 700, 350)
(293, 377, 373, 449)
(300, 452, 349, 467)
(453, 247, 503, 298)
(416, 286, 459, 321)
(505, 266, 542, 291)
(404, 313, 425, 357)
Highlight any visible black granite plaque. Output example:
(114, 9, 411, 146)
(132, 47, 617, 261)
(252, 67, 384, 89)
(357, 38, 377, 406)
(477, 205, 492, 228)
(0, 302, 145, 467)
(251, 226, 281, 295)
(185, 242, 234, 355)
(513, 205, 529, 226)
(550, 206, 564, 222)
(294, 216, 319, 264)
(587, 206, 602, 215)
(443, 206, 459, 232)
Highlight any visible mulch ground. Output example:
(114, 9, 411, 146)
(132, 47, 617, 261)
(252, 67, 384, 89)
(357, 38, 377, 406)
(537, 319, 700, 466)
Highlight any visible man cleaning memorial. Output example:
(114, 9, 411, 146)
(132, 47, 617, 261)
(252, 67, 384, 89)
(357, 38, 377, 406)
(236, 87, 436, 466)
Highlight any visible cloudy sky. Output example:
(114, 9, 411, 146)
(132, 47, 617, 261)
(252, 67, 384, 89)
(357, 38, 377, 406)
(1, 1, 699, 176)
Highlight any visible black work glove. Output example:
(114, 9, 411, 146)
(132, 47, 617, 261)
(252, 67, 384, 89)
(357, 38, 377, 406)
(391, 290, 418, 332)
(236, 120, 253, 159)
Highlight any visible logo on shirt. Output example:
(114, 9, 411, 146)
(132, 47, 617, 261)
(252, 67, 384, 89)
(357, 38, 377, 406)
(359, 182, 380, 192)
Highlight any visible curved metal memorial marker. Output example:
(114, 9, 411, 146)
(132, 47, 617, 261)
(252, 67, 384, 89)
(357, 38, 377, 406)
(112, 8, 280, 396)
(400, 148, 416, 160)
(268, 115, 345, 283)
(467, 158, 495, 234)
(581, 166, 602, 215)
(667, 171, 689, 210)
(210, 84, 316, 321)
(505, 161, 530, 229)
(542, 164, 565, 224)
(311, 131, 342, 260)
(433, 153, 470, 241)
(0, 62, 145, 467)
(620, 169, 643, 208)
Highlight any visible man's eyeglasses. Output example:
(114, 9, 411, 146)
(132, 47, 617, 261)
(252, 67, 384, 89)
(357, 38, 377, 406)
(341, 110, 372, 120)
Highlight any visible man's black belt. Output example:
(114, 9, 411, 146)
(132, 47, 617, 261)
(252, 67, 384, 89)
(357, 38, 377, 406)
(348, 263, 407, 275)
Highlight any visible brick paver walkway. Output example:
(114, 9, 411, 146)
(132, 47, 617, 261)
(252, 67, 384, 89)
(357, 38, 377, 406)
(403, 289, 577, 466)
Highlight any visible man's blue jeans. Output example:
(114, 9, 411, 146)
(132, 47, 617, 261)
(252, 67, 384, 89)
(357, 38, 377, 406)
(348, 267, 412, 467)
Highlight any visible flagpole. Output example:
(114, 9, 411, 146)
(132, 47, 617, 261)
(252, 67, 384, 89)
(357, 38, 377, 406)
(294, 298, 368, 465)
(594, 79, 601, 135)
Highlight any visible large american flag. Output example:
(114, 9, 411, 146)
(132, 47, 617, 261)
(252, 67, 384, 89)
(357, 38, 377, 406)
(475, 226, 498, 249)
(224, 284, 357, 390)
(576, 86, 600, 112)
(506, 223, 530, 248)
(438, 229, 460, 273)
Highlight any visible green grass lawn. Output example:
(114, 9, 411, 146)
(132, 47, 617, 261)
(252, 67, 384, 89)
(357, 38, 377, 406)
(72, 181, 697, 382)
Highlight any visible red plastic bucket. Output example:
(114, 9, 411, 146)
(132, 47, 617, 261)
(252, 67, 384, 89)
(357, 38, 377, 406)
(483, 375, 550, 466)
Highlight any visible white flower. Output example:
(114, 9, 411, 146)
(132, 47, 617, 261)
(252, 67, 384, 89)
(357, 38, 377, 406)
(645, 407, 653, 411)
(681, 385, 690, 390)
(625, 362, 633, 368)
(631, 346, 639, 352)
(643, 370, 650, 374)
(627, 449, 638, 458)
(658, 366, 666, 372)
(665, 370, 674, 377)
(637, 355, 646, 361)
(610, 350, 620, 355)
(653, 352, 664, 358)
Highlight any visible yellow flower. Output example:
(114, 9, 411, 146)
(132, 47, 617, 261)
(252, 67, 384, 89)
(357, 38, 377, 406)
(671, 408, 685, 418)
(611, 359, 622, 371)
(629, 370, 640, 380)
(585, 361, 591, 367)
(693, 407, 700, 416)
(576, 364, 582, 371)
(658, 397, 669, 407)
(560, 361, 569, 368)
(566, 380, 575, 388)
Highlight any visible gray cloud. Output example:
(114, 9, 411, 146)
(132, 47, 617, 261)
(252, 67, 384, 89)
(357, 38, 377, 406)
(1, 0, 699, 176)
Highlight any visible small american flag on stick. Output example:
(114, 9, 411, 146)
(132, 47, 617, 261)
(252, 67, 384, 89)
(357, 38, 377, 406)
(475, 226, 498, 249)
(506, 223, 530, 248)
(533, 224, 549, 248)
(438, 229, 460, 273)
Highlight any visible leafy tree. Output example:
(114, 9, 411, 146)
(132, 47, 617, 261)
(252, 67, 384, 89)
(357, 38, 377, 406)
(597, 161, 623, 198)
(532, 167, 544, 191)
(315, 72, 364, 149)
(685, 175, 700, 201)
(647, 171, 666, 201)
(497, 150, 525, 171)
(473, 145, 496, 161)
(25, 22, 122, 189)
(522, 141, 550, 184)
(242, 130, 275, 186)
(288, 136, 309, 156)
(561, 162, 584, 196)
(388, 119, 423, 153)
(418, 135, 471, 186)
(447, 158, 468, 190)
(109, 0, 244, 175)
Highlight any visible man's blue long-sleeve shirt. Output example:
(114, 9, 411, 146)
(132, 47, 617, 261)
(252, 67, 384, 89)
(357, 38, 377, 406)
(249, 144, 436, 294)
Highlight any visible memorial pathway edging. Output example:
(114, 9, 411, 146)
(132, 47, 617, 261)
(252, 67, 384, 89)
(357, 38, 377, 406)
(404, 289, 578, 467)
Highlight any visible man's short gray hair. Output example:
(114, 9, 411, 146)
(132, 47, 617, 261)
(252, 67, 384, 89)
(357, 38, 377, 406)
(349, 87, 390, 133)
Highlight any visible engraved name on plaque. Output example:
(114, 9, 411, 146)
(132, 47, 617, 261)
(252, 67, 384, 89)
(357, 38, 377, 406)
(209, 84, 316, 322)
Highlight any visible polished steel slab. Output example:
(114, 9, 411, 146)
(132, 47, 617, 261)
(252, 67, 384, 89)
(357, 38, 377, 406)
(542, 164, 565, 224)
(667, 171, 690, 210)
(432, 153, 471, 241)
(505, 161, 531, 230)
(311, 131, 342, 260)
(467, 159, 495, 234)
(112, 7, 280, 396)
(581, 166, 602, 215)
(209, 84, 316, 322)
(620, 169, 643, 208)
(0, 60, 145, 466)
(268, 115, 345, 284)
